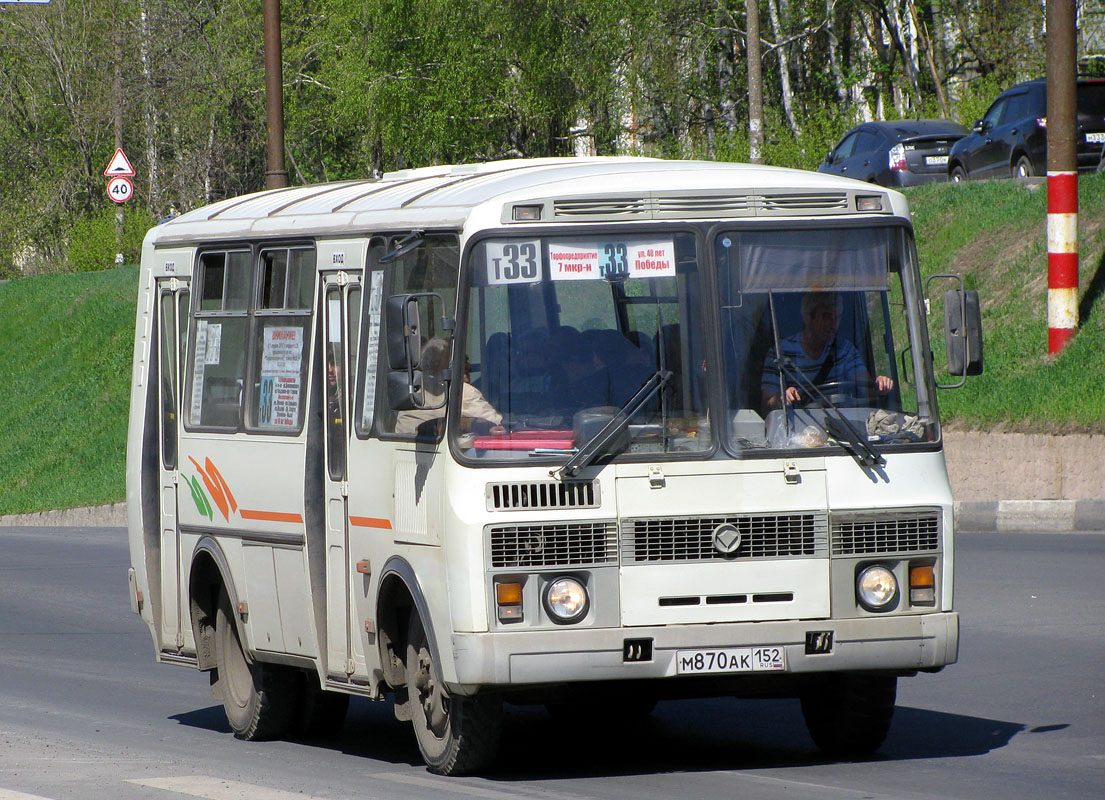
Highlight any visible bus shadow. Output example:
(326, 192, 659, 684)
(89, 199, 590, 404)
(487, 698, 1029, 779)
(172, 695, 1032, 778)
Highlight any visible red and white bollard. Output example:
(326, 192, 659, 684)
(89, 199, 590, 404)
(1047, 171, 1078, 355)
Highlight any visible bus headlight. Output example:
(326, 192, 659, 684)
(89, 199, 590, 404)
(856, 565, 898, 611)
(543, 577, 589, 624)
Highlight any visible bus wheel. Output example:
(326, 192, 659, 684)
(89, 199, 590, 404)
(800, 673, 896, 757)
(406, 611, 502, 775)
(214, 591, 298, 740)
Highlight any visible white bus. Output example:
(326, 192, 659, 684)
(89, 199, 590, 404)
(126, 157, 982, 775)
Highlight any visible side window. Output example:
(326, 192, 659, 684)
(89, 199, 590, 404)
(853, 130, 878, 156)
(373, 232, 460, 439)
(248, 247, 315, 432)
(983, 97, 1007, 128)
(1001, 92, 1029, 125)
(834, 133, 859, 160)
(186, 251, 251, 429)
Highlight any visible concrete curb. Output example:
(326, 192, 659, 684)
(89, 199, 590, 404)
(2, 501, 1103, 533)
(955, 500, 1105, 532)
(0, 503, 126, 528)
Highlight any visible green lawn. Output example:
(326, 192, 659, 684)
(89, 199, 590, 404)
(1, 174, 1103, 514)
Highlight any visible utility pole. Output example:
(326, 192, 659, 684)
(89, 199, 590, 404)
(746, 0, 763, 164)
(1046, 0, 1078, 355)
(263, 0, 288, 189)
(113, 0, 125, 255)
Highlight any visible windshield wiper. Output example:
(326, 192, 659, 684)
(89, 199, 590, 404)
(552, 369, 672, 480)
(776, 357, 884, 469)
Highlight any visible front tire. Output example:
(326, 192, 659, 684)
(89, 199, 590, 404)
(800, 673, 897, 757)
(213, 591, 299, 741)
(949, 164, 967, 183)
(406, 610, 502, 775)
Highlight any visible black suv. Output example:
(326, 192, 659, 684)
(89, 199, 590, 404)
(947, 78, 1105, 180)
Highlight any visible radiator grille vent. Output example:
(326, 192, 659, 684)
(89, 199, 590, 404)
(761, 192, 849, 211)
(621, 513, 828, 564)
(832, 511, 941, 555)
(486, 480, 599, 511)
(489, 521, 618, 569)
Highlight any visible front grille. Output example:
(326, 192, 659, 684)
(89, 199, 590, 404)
(832, 511, 941, 555)
(486, 480, 599, 511)
(489, 521, 618, 569)
(621, 513, 828, 564)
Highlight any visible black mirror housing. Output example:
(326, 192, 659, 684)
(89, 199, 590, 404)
(385, 294, 422, 371)
(944, 289, 983, 377)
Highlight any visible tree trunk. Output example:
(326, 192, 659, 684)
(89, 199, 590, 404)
(746, 0, 763, 163)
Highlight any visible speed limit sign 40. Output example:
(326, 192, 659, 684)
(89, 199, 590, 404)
(107, 176, 134, 204)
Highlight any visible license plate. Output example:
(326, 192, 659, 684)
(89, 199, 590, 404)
(1086, 132, 1105, 144)
(675, 646, 786, 674)
(925, 155, 949, 166)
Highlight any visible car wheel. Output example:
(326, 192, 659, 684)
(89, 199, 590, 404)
(1013, 155, 1035, 179)
(949, 165, 967, 183)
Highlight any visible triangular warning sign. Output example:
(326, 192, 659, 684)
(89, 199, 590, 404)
(104, 148, 135, 177)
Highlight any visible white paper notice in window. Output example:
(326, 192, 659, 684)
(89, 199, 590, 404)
(258, 326, 304, 428)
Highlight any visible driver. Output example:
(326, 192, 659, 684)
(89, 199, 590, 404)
(761, 291, 893, 411)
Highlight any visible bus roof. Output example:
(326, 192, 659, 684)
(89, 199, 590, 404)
(146, 157, 905, 246)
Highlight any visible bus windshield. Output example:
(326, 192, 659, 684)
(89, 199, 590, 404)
(456, 231, 709, 461)
(715, 225, 937, 455)
(454, 224, 936, 463)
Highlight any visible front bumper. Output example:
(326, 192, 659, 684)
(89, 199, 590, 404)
(448, 611, 958, 692)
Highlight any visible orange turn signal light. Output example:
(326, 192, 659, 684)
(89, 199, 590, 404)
(496, 582, 523, 605)
(909, 564, 936, 605)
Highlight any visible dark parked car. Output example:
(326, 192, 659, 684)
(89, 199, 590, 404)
(817, 120, 968, 187)
(947, 78, 1105, 181)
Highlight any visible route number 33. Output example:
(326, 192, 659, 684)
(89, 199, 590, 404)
(486, 240, 542, 285)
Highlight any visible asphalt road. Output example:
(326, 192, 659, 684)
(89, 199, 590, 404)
(0, 526, 1101, 800)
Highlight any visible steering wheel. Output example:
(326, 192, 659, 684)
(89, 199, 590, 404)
(796, 380, 858, 408)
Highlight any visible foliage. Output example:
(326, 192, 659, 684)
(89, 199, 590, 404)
(0, 0, 1082, 279)
(67, 207, 157, 272)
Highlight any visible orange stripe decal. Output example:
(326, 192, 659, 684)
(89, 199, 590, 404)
(240, 509, 304, 524)
(205, 458, 238, 513)
(349, 516, 393, 529)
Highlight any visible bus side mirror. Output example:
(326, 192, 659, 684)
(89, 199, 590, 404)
(944, 289, 983, 378)
(386, 294, 422, 371)
(384, 292, 454, 411)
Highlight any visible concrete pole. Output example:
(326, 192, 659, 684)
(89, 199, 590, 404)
(263, 0, 288, 189)
(1046, 0, 1078, 355)
(746, 0, 763, 164)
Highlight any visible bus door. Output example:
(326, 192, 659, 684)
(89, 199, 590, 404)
(156, 279, 190, 651)
(320, 270, 362, 679)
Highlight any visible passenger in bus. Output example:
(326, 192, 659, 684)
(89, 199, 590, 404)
(547, 326, 612, 411)
(395, 338, 504, 436)
(761, 291, 893, 411)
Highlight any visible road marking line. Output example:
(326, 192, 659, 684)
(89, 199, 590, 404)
(373, 771, 581, 800)
(0, 790, 58, 800)
(127, 777, 332, 800)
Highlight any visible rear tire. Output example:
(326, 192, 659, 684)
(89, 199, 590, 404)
(406, 610, 502, 775)
(800, 673, 896, 757)
(213, 591, 299, 741)
(1013, 155, 1035, 179)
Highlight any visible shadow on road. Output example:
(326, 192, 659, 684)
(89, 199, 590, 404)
(170, 694, 1032, 779)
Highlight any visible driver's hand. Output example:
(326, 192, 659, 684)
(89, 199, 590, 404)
(875, 375, 894, 394)
(784, 386, 802, 404)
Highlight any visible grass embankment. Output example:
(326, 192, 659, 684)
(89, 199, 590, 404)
(1, 176, 1103, 515)
(0, 266, 137, 515)
(908, 172, 1105, 432)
